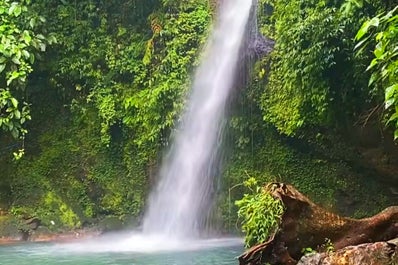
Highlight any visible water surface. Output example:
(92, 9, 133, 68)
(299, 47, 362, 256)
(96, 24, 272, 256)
(0, 235, 243, 265)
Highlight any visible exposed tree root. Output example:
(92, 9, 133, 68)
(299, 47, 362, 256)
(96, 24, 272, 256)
(238, 183, 398, 265)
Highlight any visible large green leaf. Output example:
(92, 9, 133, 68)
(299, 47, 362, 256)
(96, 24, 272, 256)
(387, 112, 398, 124)
(10, 97, 18, 108)
(356, 17, 380, 40)
(385, 84, 398, 101)
(385, 98, 395, 109)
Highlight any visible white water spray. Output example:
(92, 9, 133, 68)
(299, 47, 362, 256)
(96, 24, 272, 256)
(142, 0, 253, 238)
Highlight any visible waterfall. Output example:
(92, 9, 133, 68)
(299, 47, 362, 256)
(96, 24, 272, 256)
(142, 0, 254, 238)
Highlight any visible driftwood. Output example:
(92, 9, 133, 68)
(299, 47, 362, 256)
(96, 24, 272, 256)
(238, 183, 398, 265)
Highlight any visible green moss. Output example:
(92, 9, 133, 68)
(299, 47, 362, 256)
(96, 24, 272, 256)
(221, 129, 392, 231)
(42, 191, 81, 228)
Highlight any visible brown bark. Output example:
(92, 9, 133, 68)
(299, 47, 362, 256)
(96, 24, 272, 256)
(238, 183, 398, 265)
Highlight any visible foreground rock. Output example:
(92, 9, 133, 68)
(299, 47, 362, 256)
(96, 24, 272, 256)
(239, 183, 398, 265)
(298, 239, 398, 265)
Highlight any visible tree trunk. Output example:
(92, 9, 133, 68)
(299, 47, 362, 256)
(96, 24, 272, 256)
(238, 183, 398, 265)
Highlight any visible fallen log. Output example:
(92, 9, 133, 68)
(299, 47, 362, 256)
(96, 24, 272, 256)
(238, 183, 398, 265)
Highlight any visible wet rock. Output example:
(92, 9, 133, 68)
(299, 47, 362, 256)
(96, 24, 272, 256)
(297, 240, 398, 265)
(25, 217, 41, 230)
(248, 33, 275, 58)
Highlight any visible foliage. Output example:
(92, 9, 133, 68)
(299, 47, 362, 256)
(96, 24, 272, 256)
(0, 0, 396, 236)
(257, 0, 388, 136)
(219, 123, 392, 234)
(0, 0, 212, 229)
(355, 5, 398, 140)
(235, 178, 285, 247)
(0, 0, 55, 156)
(260, 0, 339, 135)
(123, 1, 210, 148)
(302, 247, 317, 255)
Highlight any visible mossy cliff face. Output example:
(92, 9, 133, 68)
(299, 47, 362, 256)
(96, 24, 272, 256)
(216, 0, 398, 232)
(0, 0, 212, 233)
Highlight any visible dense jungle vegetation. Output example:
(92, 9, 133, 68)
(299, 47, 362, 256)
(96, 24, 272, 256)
(0, 0, 397, 238)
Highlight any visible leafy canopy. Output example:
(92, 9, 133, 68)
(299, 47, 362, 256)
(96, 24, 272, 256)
(0, 0, 55, 158)
(356, 5, 398, 140)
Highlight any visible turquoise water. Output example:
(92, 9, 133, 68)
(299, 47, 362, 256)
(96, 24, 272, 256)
(0, 235, 243, 265)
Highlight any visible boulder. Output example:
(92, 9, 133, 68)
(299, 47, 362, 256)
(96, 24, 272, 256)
(298, 240, 398, 265)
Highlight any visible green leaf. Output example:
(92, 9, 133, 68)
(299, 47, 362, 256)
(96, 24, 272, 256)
(11, 57, 21, 65)
(385, 84, 398, 100)
(22, 50, 30, 59)
(8, 3, 17, 15)
(0, 64, 5, 73)
(10, 97, 18, 108)
(354, 35, 370, 50)
(11, 128, 18, 138)
(366, 58, 378, 71)
(29, 18, 36, 28)
(368, 73, 378, 87)
(374, 42, 385, 59)
(22, 31, 32, 44)
(29, 53, 35, 64)
(14, 109, 21, 119)
(395, 129, 398, 140)
(375, 32, 384, 41)
(385, 98, 395, 109)
(356, 17, 380, 40)
(387, 112, 398, 124)
(14, 5, 22, 17)
(7, 71, 19, 86)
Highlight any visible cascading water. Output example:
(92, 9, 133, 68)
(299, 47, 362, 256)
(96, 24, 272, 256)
(142, 0, 254, 238)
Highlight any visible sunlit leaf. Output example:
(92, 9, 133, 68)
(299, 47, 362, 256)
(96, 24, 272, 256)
(11, 57, 21, 64)
(14, 5, 22, 17)
(385, 98, 395, 109)
(7, 71, 19, 85)
(22, 50, 30, 59)
(385, 84, 398, 100)
(356, 17, 379, 40)
(387, 113, 398, 124)
(366, 58, 378, 71)
(10, 97, 18, 108)
(354, 35, 370, 50)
